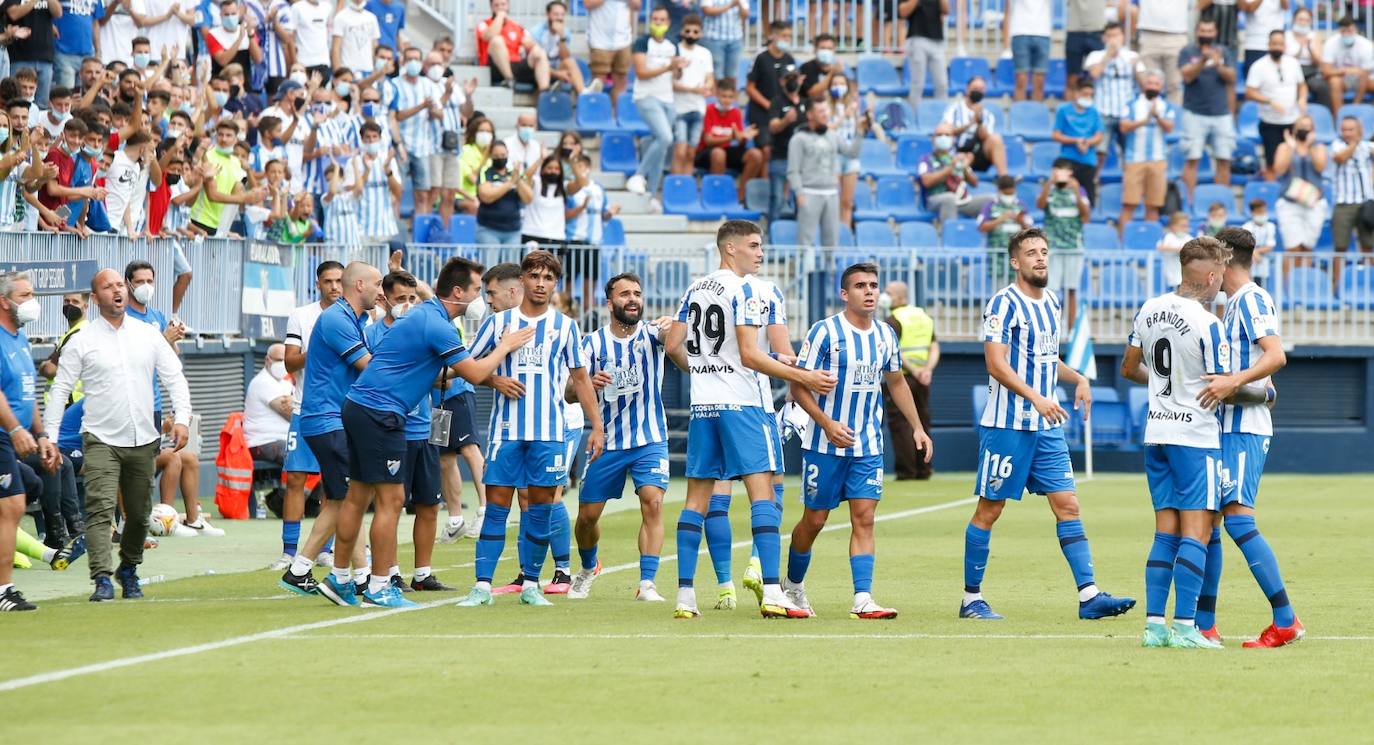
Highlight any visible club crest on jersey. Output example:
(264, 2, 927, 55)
(0, 474, 9, 489)
(386, 460, 400, 475)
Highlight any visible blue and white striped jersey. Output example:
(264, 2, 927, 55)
(582, 322, 667, 450)
(1083, 47, 1142, 118)
(750, 275, 786, 412)
(981, 284, 1063, 431)
(1128, 292, 1230, 449)
(432, 90, 466, 150)
(798, 313, 901, 457)
(264, 0, 293, 76)
(0, 165, 24, 227)
(1331, 139, 1374, 205)
(1123, 95, 1175, 163)
(323, 189, 362, 247)
(391, 76, 440, 158)
(252, 141, 288, 176)
(1220, 282, 1279, 436)
(471, 307, 584, 442)
(350, 153, 399, 239)
(676, 268, 769, 408)
(302, 112, 345, 195)
(566, 181, 605, 243)
(942, 97, 999, 149)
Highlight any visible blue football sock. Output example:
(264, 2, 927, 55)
(282, 520, 301, 556)
(1196, 527, 1224, 630)
(523, 503, 552, 582)
(549, 501, 571, 570)
(639, 554, 660, 583)
(515, 510, 531, 581)
(1145, 531, 1181, 618)
(475, 504, 510, 584)
(578, 545, 598, 572)
(676, 509, 705, 588)
(1225, 514, 1295, 627)
(851, 554, 875, 594)
(963, 523, 991, 593)
(751, 500, 781, 585)
(704, 493, 733, 584)
(1172, 537, 1208, 623)
(1055, 519, 1096, 593)
(786, 547, 811, 584)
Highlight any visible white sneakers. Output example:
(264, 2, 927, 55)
(849, 593, 898, 620)
(635, 580, 665, 602)
(581, 78, 604, 95)
(464, 511, 483, 539)
(184, 518, 225, 537)
(567, 568, 598, 599)
(625, 174, 647, 194)
(439, 515, 466, 544)
(267, 553, 292, 571)
(782, 579, 815, 618)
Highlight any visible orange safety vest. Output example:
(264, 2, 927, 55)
(215, 413, 253, 520)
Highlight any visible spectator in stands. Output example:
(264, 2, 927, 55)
(941, 76, 1008, 178)
(53, 0, 100, 89)
(1157, 210, 1190, 288)
(900, 0, 947, 108)
(980, 174, 1035, 280)
(1083, 22, 1141, 167)
(695, 79, 761, 201)
(266, 190, 316, 243)
(799, 33, 840, 99)
(505, 111, 544, 175)
(429, 58, 473, 228)
(32, 84, 74, 139)
(244, 343, 292, 468)
(1064, 0, 1105, 93)
(1247, 29, 1305, 177)
(331, 0, 380, 76)
(1240, 0, 1287, 80)
(623, 5, 684, 211)
(354, 121, 401, 242)
(367, 0, 407, 54)
(587, 0, 638, 110)
(522, 153, 566, 248)
(882, 280, 936, 480)
(766, 67, 803, 222)
(105, 129, 159, 235)
(146, 0, 195, 67)
(1038, 157, 1090, 328)
(206, 0, 264, 95)
(1119, 70, 1174, 234)
(829, 73, 862, 226)
(323, 161, 364, 246)
(393, 47, 441, 218)
(746, 20, 796, 159)
(919, 123, 992, 223)
(476, 140, 532, 245)
(1273, 114, 1327, 270)
(1330, 115, 1374, 278)
(1052, 78, 1103, 204)
(1137, 0, 1191, 101)
(42, 118, 106, 235)
(1287, 7, 1330, 110)
(531, 1, 597, 95)
(1179, 18, 1237, 199)
(1322, 16, 1372, 108)
(789, 96, 864, 255)
(477, 0, 551, 92)
(557, 130, 583, 173)
(566, 153, 615, 245)
(1004, 0, 1051, 101)
(1201, 200, 1228, 236)
(1240, 198, 1275, 285)
(699, 0, 745, 80)
(190, 120, 267, 235)
(670, 15, 713, 176)
(7, 0, 61, 104)
(291, 0, 334, 81)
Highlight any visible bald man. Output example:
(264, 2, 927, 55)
(244, 343, 294, 468)
(882, 281, 939, 480)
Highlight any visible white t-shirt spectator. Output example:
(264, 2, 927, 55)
(331, 5, 381, 73)
(1157, 230, 1188, 287)
(104, 149, 151, 234)
(144, 0, 192, 58)
(632, 34, 678, 103)
(99, 0, 147, 65)
(1322, 34, 1374, 76)
(588, 0, 633, 51)
(1008, 0, 1051, 38)
(1245, 53, 1304, 125)
(262, 103, 311, 183)
(1137, 0, 1188, 34)
(1242, 0, 1287, 52)
(243, 367, 293, 448)
(504, 134, 545, 171)
(290, 0, 333, 67)
(674, 42, 713, 115)
(28, 108, 68, 139)
(522, 173, 566, 241)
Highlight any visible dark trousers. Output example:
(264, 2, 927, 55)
(885, 373, 933, 480)
(1070, 160, 1097, 206)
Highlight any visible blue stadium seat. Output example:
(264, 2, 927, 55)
(1122, 220, 1164, 250)
(838, 224, 856, 248)
(1339, 103, 1374, 136)
(1083, 223, 1121, 251)
(1191, 183, 1237, 220)
(1242, 180, 1281, 213)
(857, 56, 906, 96)
(917, 100, 948, 133)
(874, 176, 927, 222)
(859, 139, 902, 178)
(412, 214, 445, 243)
(449, 214, 476, 244)
(948, 57, 993, 91)
(602, 217, 626, 247)
(1127, 385, 1149, 438)
(599, 132, 639, 175)
(1016, 180, 1044, 221)
(537, 90, 575, 132)
(941, 218, 984, 249)
(1003, 134, 1029, 179)
(852, 180, 881, 222)
(1044, 58, 1067, 100)
(575, 92, 617, 135)
(651, 259, 692, 302)
(896, 134, 932, 171)
(1091, 401, 1133, 448)
(1092, 263, 1149, 308)
(1030, 140, 1059, 174)
(616, 92, 652, 136)
(399, 182, 415, 219)
(1009, 101, 1055, 142)
(965, 255, 995, 302)
(1094, 183, 1143, 222)
(661, 175, 711, 219)
(1168, 144, 1214, 184)
(737, 56, 750, 88)
(699, 174, 760, 219)
(991, 57, 1016, 99)
(744, 178, 770, 213)
(1342, 263, 1374, 308)
(856, 220, 897, 248)
(899, 221, 939, 247)
(1309, 103, 1336, 141)
(1285, 266, 1339, 309)
(1098, 145, 1122, 185)
(1237, 101, 1260, 141)
(1091, 386, 1120, 402)
(770, 219, 798, 245)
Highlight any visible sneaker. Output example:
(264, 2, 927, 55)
(1079, 591, 1137, 620)
(673, 602, 701, 619)
(1199, 626, 1224, 644)
(184, 518, 225, 537)
(544, 569, 573, 595)
(279, 569, 321, 596)
(714, 584, 737, 610)
(362, 586, 419, 608)
(390, 574, 415, 593)
(1141, 621, 1171, 648)
(455, 586, 495, 607)
(0, 586, 36, 611)
(519, 585, 554, 606)
(759, 591, 810, 619)
(958, 598, 1004, 620)
(1168, 622, 1225, 650)
(782, 580, 815, 618)
(268, 553, 293, 571)
(850, 595, 899, 620)
(647, 197, 662, 214)
(583, 77, 604, 95)
(114, 564, 143, 599)
(410, 574, 457, 592)
(743, 557, 764, 606)
(318, 575, 360, 607)
(1242, 618, 1305, 648)
(51, 534, 86, 571)
(439, 516, 466, 544)
(144, 536, 159, 549)
(493, 575, 525, 595)
(567, 564, 600, 599)
(636, 580, 665, 602)
(463, 516, 482, 539)
(169, 521, 199, 538)
(90, 575, 114, 602)
(315, 551, 334, 568)
(625, 174, 647, 194)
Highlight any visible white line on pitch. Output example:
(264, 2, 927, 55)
(272, 632, 1374, 642)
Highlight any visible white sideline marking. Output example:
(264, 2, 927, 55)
(275, 632, 1374, 642)
(0, 496, 976, 693)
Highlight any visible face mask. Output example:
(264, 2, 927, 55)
(812, 124, 828, 135)
(649, 22, 669, 39)
(475, 131, 493, 147)
(351, 0, 365, 8)
(1292, 23, 1311, 34)
(53, 110, 71, 124)
(817, 49, 835, 65)
(1055, 179, 1068, 188)
(1294, 128, 1310, 140)
(364, 140, 383, 155)
(168, 126, 185, 139)
(334, 82, 351, 97)
(784, 78, 800, 93)
(1253, 213, 1268, 225)
(464, 294, 487, 321)
(166, 173, 181, 185)
(132, 283, 155, 305)
(62, 304, 83, 323)
(968, 89, 984, 104)
(290, 71, 308, 85)
(876, 292, 892, 310)
(1269, 49, 1284, 60)
(518, 125, 534, 143)
(14, 299, 39, 326)
(374, 57, 390, 73)
(490, 157, 508, 170)
(216, 144, 233, 156)
(999, 193, 1018, 204)
(775, 39, 790, 53)
(680, 35, 697, 46)
(83, 144, 101, 157)
(133, 52, 151, 68)
(1144, 89, 1160, 100)
(223, 14, 239, 30)
(95, 168, 107, 179)
(830, 84, 847, 98)
(362, 102, 377, 118)
(389, 302, 411, 319)
(1198, 35, 1216, 46)
(559, 146, 573, 159)
(1208, 217, 1225, 228)
(180, 102, 195, 114)
(933, 134, 953, 151)
(214, 91, 229, 107)
(269, 360, 287, 379)
(717, 101, 735, 112)
(404, 60, 423, 77)
(0, 128, 8, 145)
(426, 65, 444, 82)
(1076, 96, 1093, 109)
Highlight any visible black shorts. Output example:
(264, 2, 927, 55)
(958, 138, 993, 173)
(440, 391, 481, 453)
(0, 431, 26, 498)
(696, 144, 749, 172)
(404, 439, 442, 507)
(342, 399, 407, 485)
(303, 429, 351, 500)
(490, 59, 536, 86)
(1064, 31, 1104, 78)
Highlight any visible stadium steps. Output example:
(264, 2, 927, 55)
(607, 192, 655, 213)
(617, 214, 689, 232)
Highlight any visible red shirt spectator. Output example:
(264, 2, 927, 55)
(147, 173, 172, 235)
(476, 16, 526, 66)
(41, 145, 77, 212)
(700, 102, 744, 152)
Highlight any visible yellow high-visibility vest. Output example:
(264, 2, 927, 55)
(891, 305, 934, 368)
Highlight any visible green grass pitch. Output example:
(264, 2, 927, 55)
(2, 472, 1372, 743)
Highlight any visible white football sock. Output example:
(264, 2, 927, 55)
(368, 574, 389, 594)
(1176, 618, 1195, 627)
(389, 564, 400, 579)
(289, 554, 314, 576)
(963, 591, 983, 605)
(475, 581, 492, 592)
(1078, 584, 1100, 602)
(331, 567, 351, 584)
(414, 566, 432, 581)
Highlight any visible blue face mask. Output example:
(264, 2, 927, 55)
(404, 59, 422, 77)
(334, 82, 351, 97)
(82, 145, 101, 157)
(816, 48, 835, 65)
(223, 14, 240, 31)
(0, 128, 8, 144)
(180, 102, 194, 114)
(133, 52, 151, 68)
(213, 91, 229, 107)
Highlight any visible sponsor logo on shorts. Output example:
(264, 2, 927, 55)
(0, 474, 9, 489)
(1261, 438, 1271, 454)
(650, 458, 669, 477)
(865, 467, 884, 488)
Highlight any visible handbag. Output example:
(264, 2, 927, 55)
(1283, 177, 1322, 208)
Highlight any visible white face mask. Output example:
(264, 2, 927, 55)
(877, 292, 892, 310)
(132, 283, 155, 305)
(269, 360, 287, 379)
(390, 302, 412, 319)
(464, 294, 487, 321)
(14, 298, 40, 326)
(426, 65, 445, 82)
(475, 131, 493, 147)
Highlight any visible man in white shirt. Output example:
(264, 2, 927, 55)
(331, 0, 380, 77)
(100, 0, 151, 67)
(504, 110, 545, 171)
(244, 343, 293, 466)
(290, 0, 333, 78)
(104, 130, 157, 235)
(671, 15, 713, 175)
(1246, 30, 1306, 175)
(624, 6, 683, 201)
(1240, 0, 1289, 81)
(143, 0, 195, 59)
(587, 0, 639, 107)
(1321, 16, 1374, 109)
(45, 268, 193, 602)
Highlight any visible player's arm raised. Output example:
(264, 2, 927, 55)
(984, 340, 1068, 424)
(451, 326, 537, 384)
(738, 325, 836, 394)
(1056, 360, 1092, 421)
